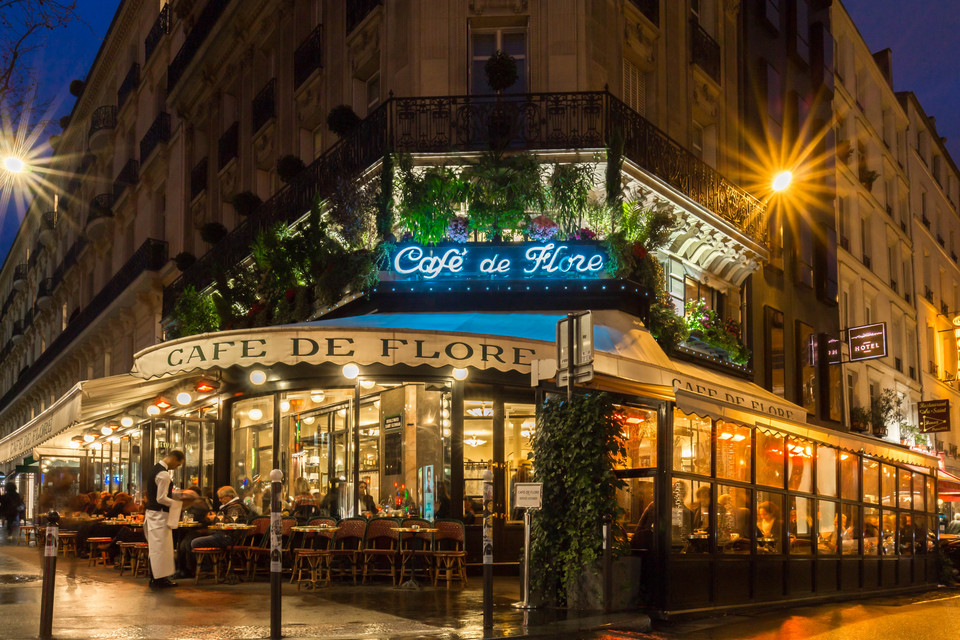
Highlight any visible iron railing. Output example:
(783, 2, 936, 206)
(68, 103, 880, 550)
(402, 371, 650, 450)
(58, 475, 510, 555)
(36, 278, 55, 302)
(168, 0, 231, 91)
(347, 0, 381, 34)
(113, 160, 139, 200)
(144, 3, 170, 62)
(218, 121, 239, 170)
(191, 157, 208, 200)
(40, 211, 58, 232)
(0, 239, 168, 414)
(163, 91, 765, 315)
(294, 24, 323, 88)
(252, 78, 277, 134)
(628, 0, 659, 25)
(690, 18, 720, 83)
(117, 62, 140, 110)
(88, 105, 117, 138)
(88, 194, 114, 224)
(13, 264, 27, 283)
(11, 321, 23, 338)
(140, 112, 171, 162)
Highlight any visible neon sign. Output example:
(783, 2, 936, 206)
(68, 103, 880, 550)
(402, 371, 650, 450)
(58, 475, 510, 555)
(388, 241, 608, 281)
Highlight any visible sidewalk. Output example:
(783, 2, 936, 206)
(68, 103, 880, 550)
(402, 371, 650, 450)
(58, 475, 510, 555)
(0, 543, 650, 640)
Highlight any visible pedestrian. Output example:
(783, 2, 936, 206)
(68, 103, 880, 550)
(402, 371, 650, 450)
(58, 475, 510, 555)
(144, 450, 196, 589)
(0, 482, 25, 542)
(947, 513, 960, 535)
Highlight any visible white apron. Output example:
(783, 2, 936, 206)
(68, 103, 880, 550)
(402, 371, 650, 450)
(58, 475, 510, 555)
(144, 509, 175, 579)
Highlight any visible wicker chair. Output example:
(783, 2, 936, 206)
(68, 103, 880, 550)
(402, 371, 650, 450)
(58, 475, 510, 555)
(431, 519, 467, 586)
(291, 517, 337, 589)
(361, 517, 401, 584)
(324, 517, 366, 584)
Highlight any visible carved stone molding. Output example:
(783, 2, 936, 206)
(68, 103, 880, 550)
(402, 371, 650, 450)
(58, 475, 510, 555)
(724, 0, 741, 19)
(469, 0, 528, 15)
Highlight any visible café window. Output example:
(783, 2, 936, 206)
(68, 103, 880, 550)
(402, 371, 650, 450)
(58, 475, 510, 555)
(463, 399, 494, 516)
(841, 504, 860, 555)
(718, 485, 751, 554)
(880, 510, 896, 555)
(797, 321, 817, 413)
(715, 421, 750, 482)
(672, 409, 711, 476)
(470, 27, 527, 94)
(506, 402, 535, 522)
(756, 429, 785, 487)
(899, 512, 913, 555)
(881, 464, 896, 507)
(757, 491, 784, 553)
(789, 495, 813, 554)
(617, 405, 658, 469)
(864, 506, 880, 554)
(231, 395, 277, 515)
(816, 445, 837, 497)
(785, 438, 813, 492)
(862, 458, 880, 503)
(840, 452, 859, 501)
(672, 478, 712, 554)
(817, 499, 839, 554)
(623, 477, 655, 550)
(898, 468, 912, 510)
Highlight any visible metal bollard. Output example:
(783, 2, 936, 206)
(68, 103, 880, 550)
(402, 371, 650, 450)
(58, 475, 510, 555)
(38, 510, 60, 640)
(602, 514, 612, 613)
(270, 469, 283, 640)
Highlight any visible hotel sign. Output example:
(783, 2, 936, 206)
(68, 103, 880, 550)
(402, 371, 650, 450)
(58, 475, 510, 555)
(385, 241, 608, 282)
(847, 323, 887, 362)
(919, 399, 951, 434)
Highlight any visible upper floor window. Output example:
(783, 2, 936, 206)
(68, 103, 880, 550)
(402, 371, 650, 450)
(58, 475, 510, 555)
(471, 27, 527, 95)
(366, 71, 381, 111)
(791, 0, 810, 64)
(623, 58, 647, 117)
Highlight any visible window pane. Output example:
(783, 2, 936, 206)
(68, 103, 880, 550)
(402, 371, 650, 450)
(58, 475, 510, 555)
(840, 452, 859, 501)
(623, 477, 656, 551)
(881, 510, 896, 555)
(672, 410, 711, 476)
(471, 60, 489, 94)
(464, 399, 494, 519)
(841, 504, 861, 555)
(899, 512, 913, 555)
(881, 464, 896, 507)
(716, 421, 751, 481)
(786, 439, 813, 492)
(913, 473, 925, 512)
(816, 445, 837, 497)
(898, 469, 912, 510)
(672, 478, 711, 554)
(817, 500, 839, 554)
(718, 485, 752, 554)
(617, 406, 658, 469)
(914, 514, 929, 554)
(926, 476, 935, 513)
(472, 32, 496, 58)
(232, 396, 275, 515)
(501, 31, 525, 56)
(757, 492, 784, 553)
(863, 458, 880, 503)
(789, 496, 813, 554)
(757, 431, 785, 487)
(864, 507, 880, 555)
(506, 403, 535, 522)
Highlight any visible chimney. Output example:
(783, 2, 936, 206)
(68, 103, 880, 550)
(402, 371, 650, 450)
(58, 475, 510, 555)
(872, 49, 893, 89)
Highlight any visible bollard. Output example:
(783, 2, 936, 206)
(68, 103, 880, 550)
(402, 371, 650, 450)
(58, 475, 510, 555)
(38, 510, 60, 640)
(269, 469, 283, 640)
(602, 514, 612, 613)
(482, 469, 494, 631)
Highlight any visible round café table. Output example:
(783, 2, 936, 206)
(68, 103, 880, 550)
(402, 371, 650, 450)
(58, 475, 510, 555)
(392, 527, 438, 588)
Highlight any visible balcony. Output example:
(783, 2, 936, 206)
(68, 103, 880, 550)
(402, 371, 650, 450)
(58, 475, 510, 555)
(36, 278, 55, 309)
(347, 0, 381, 34)
(252, 78, 276, 134)
(140, 112, 171, 164)
(218, 121, 239, 170)
(86, 194, 114, 239)
(937, 234, 945, 247)
(12, 264, 28, 291)
(113, 159, 139, 201)
(922, 213, 930, 228)
(690, 18, 721, 83)
(117, 62, 140, 110)
(942, 301, 950, 315)
(862, 254, 872, 269)
(924, 286, 934, 303)
(168, 0, 230, 92)
(628, 0, 659, 24)
(88, 105, 117, 149)
(294, 24, 323, 89)
(144, 4, 170, 63)
(11, 321, 23, 344)
(191, 157, 208, 200)
(0, 239, 168, 414)
(39, 211, 58, 247)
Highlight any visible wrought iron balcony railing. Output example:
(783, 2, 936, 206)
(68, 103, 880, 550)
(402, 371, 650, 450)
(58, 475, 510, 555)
(294, 24, 323, 88)
(144, 3, 170, 62)
(163, 91, 765, 316)
(628, 0, 659, 24)
(88, 194, 114, 223)
(41, 211, 58, 232)
(13, 264, 28, 284)
(117, 62, 140, 110)
(113, 160, 139, 200)
(218, 121, 239, 170)
(0, 239, 168, 414)
(191, 157, 208, 199)
(168, 0, 231, 92)
(37, 277, 55, 301)
(690, 18, 720, 83)
(140, 112, 171, 162)
(11, 321, 23, 338)
(347, 0, 381, 34)
(88, 105, 117, 138)
(252, 78, 277, 134)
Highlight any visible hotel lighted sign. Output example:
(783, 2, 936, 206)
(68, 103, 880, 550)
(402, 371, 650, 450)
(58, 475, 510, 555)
(847, 322, 887, 362)
(386, 241, 608, 281)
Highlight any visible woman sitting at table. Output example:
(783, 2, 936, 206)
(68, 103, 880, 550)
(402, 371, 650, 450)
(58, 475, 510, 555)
(756, 501, 782, 551)
(292, 478, 320, 520)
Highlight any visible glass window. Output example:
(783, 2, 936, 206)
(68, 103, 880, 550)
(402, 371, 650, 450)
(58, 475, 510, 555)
(765, 307, 786, 396)
(841, 504, 860, 555)
(672, 478, 712, 553)
(816, 445, 837, 497)
(718, 485, 752, 554)
(863, 458, 880, 503)
(864, 507, 880, 555)
(786, 439, 813, 493)
(881, 511, 897, 555)
(672, 410, 711, 476)
(716, 421, 751, 482)
(914, 514, 929, 554)
(789, 496, 813, 554)
(817, 500, 839, 554)
(471, 28, 527, 94)
(231, 396, 275, 516)
(757, 430, 785, 487)
(506, 402, 536, 522)
(757, 492, 784, 554)
(881, 464, 897, 507)
(463, 399, 494, 517)
(913, 473, 925, 512)
(840, 452, 859, 501)
(898, 469, 912, 510)
(617, 406, 658, 469)
(898, 512, 913, 555)
(622, 477, 656, 551)
(926, 475, 935, 513)
(797, 321, 816, 411)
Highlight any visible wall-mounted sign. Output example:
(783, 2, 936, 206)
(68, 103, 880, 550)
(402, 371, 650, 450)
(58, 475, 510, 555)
(383, 414, 403, 431)
(385, 241, 608, 281)
(952, 315, 960, 370)
(847, 323, 887, 362)
(514, 482, 543, 509)
(919, 399, 951, 433)
(824, 336, 842, 365)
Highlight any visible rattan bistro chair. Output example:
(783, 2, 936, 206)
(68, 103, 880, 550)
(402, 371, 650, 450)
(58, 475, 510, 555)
(361, 517, 401, 584)
(291, 517, 337, 589)
(324, 517, 366, 584)
(431, 519, 467, 586)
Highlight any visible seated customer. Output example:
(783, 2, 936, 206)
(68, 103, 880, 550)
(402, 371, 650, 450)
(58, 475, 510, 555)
(184, 487, 251, 576)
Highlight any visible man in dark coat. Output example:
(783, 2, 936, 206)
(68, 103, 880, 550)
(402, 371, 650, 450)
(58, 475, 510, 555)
(1, 482, 25, 542)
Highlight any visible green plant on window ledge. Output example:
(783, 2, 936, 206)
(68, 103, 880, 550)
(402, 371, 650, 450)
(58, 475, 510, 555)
(683, 298, 750, 365)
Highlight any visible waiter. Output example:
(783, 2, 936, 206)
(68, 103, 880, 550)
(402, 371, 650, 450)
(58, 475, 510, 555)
(145, 450, 191, 589)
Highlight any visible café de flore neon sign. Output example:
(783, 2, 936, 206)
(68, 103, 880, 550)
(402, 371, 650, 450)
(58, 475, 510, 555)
(385, 241, 608, 281)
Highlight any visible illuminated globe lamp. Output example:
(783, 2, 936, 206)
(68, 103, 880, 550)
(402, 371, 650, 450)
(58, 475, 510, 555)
(176, 391, 192, 406)
(2, 156, 25, 174)
(342, 363, 360, 380)
(772, 171, 792, 192)
(147, 405, 161, 416)
(249, 369, 267, 385)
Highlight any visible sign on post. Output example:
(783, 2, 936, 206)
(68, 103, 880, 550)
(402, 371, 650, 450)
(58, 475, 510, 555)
(556, 312, 594, 389)
(514, 483, 543, 510)
(919, 399, 951, 433)
(847, 323, 887, 362)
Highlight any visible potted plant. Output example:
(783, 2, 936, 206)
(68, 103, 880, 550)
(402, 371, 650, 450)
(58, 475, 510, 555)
(200, 222, 228, 245)
(174, 252, 196, 272)
(276, 154, 306, 184)
(231, 191, 262, 216)
(69, 79, 85, 97)
(326, 104, 361, 138)
(849, 406, 870, 433)
(485, 49, 518, 93)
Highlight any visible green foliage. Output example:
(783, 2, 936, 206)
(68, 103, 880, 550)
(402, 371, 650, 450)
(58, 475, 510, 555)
(326, 170, 379, 246)
(200, 222, 228, 244)
(377, 151, 395, 239)
(326, 104, 361, 137)
(484, 49, 518, 93)
(168, 286, 219, 339)
(684, 299, 750, 365)
(466, 151, 545, 239)
(548, 162, 596, 236)
(849, 406, 871, 432)
(530, 393, 626, 607)
(606, 129, 624, 212)
(648, 298, 689, 351)
(395, 154, 470, 244)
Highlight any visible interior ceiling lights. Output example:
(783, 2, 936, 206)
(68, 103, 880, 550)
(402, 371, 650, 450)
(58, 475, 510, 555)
(195, 379, 218, 393)
(155, 398, 171, 410)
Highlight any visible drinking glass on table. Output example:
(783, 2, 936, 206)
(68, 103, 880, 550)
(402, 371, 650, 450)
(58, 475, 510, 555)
(216, 513, 224, 525)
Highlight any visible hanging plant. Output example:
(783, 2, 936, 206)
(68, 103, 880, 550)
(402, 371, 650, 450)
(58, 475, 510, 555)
(377, 151, 395, 240)
(200, 222, 228, 244)
(484, 49, 518, 93)
(231, 191, 262, 216)
(69, 79, 85, 97)
(59, 115, 70, 130)
(276, 154, 306, 183)
(173, 252, 196, 271)
(548, 162, 596, 236)
(326, 104, 361, 138)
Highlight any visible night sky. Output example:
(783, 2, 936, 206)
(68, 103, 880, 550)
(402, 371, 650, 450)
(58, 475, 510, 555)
(0, 0, 958, 265)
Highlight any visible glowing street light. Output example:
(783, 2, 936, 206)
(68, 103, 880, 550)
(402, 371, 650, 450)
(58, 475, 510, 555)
(772, 171, 793, 192)
(3, 156, 25, 174)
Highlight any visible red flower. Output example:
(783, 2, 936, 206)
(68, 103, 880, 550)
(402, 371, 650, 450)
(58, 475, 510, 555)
(285, 288, 296, 301)
(248, 302, 264, 317)
(631, 243, 648, 260)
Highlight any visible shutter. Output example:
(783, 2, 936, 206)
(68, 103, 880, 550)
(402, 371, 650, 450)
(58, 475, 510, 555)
(622, 58, 646, 117)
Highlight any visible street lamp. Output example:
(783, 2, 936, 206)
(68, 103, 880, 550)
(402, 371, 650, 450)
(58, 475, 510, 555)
(772, 171, 792, 192)
(3, 156, 25, 174)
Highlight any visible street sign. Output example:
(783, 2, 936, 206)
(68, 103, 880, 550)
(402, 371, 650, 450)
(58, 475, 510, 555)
(556, 367, 594, 387)
(557, 311, 593, 369)
(847, 322, 887, 362)
(514, 483, 543, 509)
(919, 399, 951, 433)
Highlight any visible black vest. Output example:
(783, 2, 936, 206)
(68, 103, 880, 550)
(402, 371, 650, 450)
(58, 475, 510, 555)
(145, 462, 172, 512)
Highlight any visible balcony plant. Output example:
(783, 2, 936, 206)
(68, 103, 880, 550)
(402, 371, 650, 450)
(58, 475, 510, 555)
(326, 104, 361, 138)
(849, 406, 870, 433)
(69, 79, 85, 97)
(465, 151, 545, 239)
(683, 299, 750, 365)
(167, 286, 219, 339)
(200, 222, 228, 244)
(485, 49, 518, 93)
(395, 154, 470, 244)
(548, 162, 596, 237)
(277, 154, 306, 184)
(231, 191, 262, 216)
(173, 252, 196, 271)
